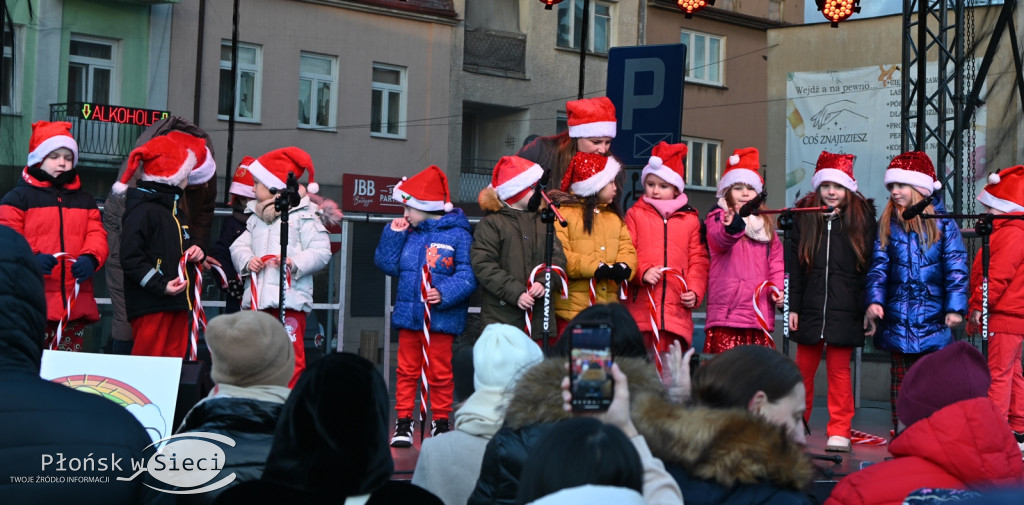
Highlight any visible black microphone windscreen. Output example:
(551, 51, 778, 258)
(901, 196, 933, 220)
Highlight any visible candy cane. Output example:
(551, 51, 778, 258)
(419, 264, 433, 423)
(177, 250, 205, 361)
(588, 271, 628, 307)
(249, 255, 291, 311)
(754, 281, 782, 342)
(525, 264, 569, 338)
(51, 253, 80, 350)
(208, 263, 231, 289)
(644, 268, 690, 375)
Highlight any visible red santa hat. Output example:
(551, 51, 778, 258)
(113, 131, 206, 194)
(716, 147, 763, 198)
(884, 151, 942, 197)
(229, 156, 257, 199)
(247, 147, 319, 194)
(186, 140, 217, 186)
(27, 121, 79, 168)
(641, 141, 687, 193)
(566, 97, 617, 139)
(490, 156, 544, 204)
(393, 165, 454, 213)
(561, 152, 621, 197)
(811, 151, 858, 192)
(978, 165, 1024, 213)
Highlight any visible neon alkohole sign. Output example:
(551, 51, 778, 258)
(78, 103, 170, 127)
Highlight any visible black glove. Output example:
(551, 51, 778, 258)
(593, 263, 614, 281)
(71, 255, 96, 281)
(35, 253, 58, 275)
(226, 278, 245, 300)
(611, 263, 632, 283)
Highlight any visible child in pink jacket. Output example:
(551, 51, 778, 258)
(624, 142, 709, 357)
(703, 147, 783, 353)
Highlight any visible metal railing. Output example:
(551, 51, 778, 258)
(50, 103, 147, 161)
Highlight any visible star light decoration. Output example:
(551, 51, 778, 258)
(677, 0, 715, 19)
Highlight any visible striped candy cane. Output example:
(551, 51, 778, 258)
(249, 255, 291, 311)
(419, 264, 433, 423)
(177, 250, 205, 361)
(51, 253, 80, 350)
(588, 270, 628, 307)
(525, 264, 569, 338)
(645, 267, 690, 375)
(753, 281, 782, 342)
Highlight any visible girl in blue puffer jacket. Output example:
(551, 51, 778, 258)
(374, 165, 477, 448)
(863, 151, 969, 432)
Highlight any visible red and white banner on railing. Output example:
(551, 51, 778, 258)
(525, 264, 568, 338)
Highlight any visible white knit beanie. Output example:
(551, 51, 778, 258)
(474, 323, 544, 392)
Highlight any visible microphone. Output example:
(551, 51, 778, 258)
(901, 194, 935, 221)
(739, 191, 767, 218)
(527, 167, 551, 212)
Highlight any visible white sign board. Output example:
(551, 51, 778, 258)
(40, 351, 182, 443)
(785, 63, 987, 208)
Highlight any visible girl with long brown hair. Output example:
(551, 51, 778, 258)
(863, 151, 968, 433)
(788, 151, 876, 452)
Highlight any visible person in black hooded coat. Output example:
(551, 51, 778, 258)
(213, 353, 442, 504)
(0, 225, 169, 504)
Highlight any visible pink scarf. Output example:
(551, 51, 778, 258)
(643, 193, 689, 218)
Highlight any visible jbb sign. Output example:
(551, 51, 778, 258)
(341, 173, 405, 214)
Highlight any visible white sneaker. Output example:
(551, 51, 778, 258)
(826, 435, 851, 452)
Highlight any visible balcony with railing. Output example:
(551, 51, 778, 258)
(463, 28, 527, 78)
(50, 103, 168, 166)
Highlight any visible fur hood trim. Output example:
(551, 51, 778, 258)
(632, 395, 813, 490)
(309, 194, 343, 227)
(503, 357, 664, 430)
(478, 186, 503, 213)
(547, 189, 582, 207)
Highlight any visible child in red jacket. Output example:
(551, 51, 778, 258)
(0, 121, 107, 351)
(623, 142, 709, 360)
(969, 164, 1024, 452)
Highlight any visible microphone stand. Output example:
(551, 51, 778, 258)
(539, 189, 568, 351)
(919, 211, 1024, 356)
(754, 205, 833, 354)
(270, 173, 302, 326)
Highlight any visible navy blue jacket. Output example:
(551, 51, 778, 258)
(374, 209, 477, 336)
(865, 198, 969, 353)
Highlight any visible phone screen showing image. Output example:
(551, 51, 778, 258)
(569, 324, 614, 412)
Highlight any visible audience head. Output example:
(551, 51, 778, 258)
(261, 353, 392, 497)
(0, 226, 46, 370)
(516, 417, 643, 505)
(692, 345, 806, 444)
(554, 304, 647, 360)
(205, 311, 294, 388)
(474, 323, 544, 394)
(897, 341, 990, 429)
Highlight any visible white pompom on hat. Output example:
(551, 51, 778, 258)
(27, 121, 79, 168)
(716, 147, 763, 198)
(884, 151, 942, 197)
(393, 165, 455, 213)
(641, 141, 688, 193)
(566, 97, 617, 139)
(247, 147, 319, 194)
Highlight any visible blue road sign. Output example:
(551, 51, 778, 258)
(606, 44, 686, 166)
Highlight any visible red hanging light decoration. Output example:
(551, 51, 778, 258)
(817, 0, 861, 27)
(539, 0, 566, 10)
(677, 0, 715, 19)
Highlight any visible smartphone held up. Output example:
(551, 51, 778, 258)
(569, 323, 614, 412)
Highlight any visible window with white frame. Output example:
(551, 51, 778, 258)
(218, 41, 262, 122)
(370, 63, 406, 138)
(2, 26, 19, 114)
(557, 0, 612, 54)
(680, 30, 723, 86)
(681, 136, 721, 190)
(68, 36, 117, 104)
(298, 52, 337, 129)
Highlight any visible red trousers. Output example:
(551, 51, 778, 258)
(642, 330, 689, 354)
(796, 340, 854, 438)
(262, 309, 306, 389)
(987, 331, 1024, 432)
(130, 311, 191, 358)
(396, 329, 453, 420)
